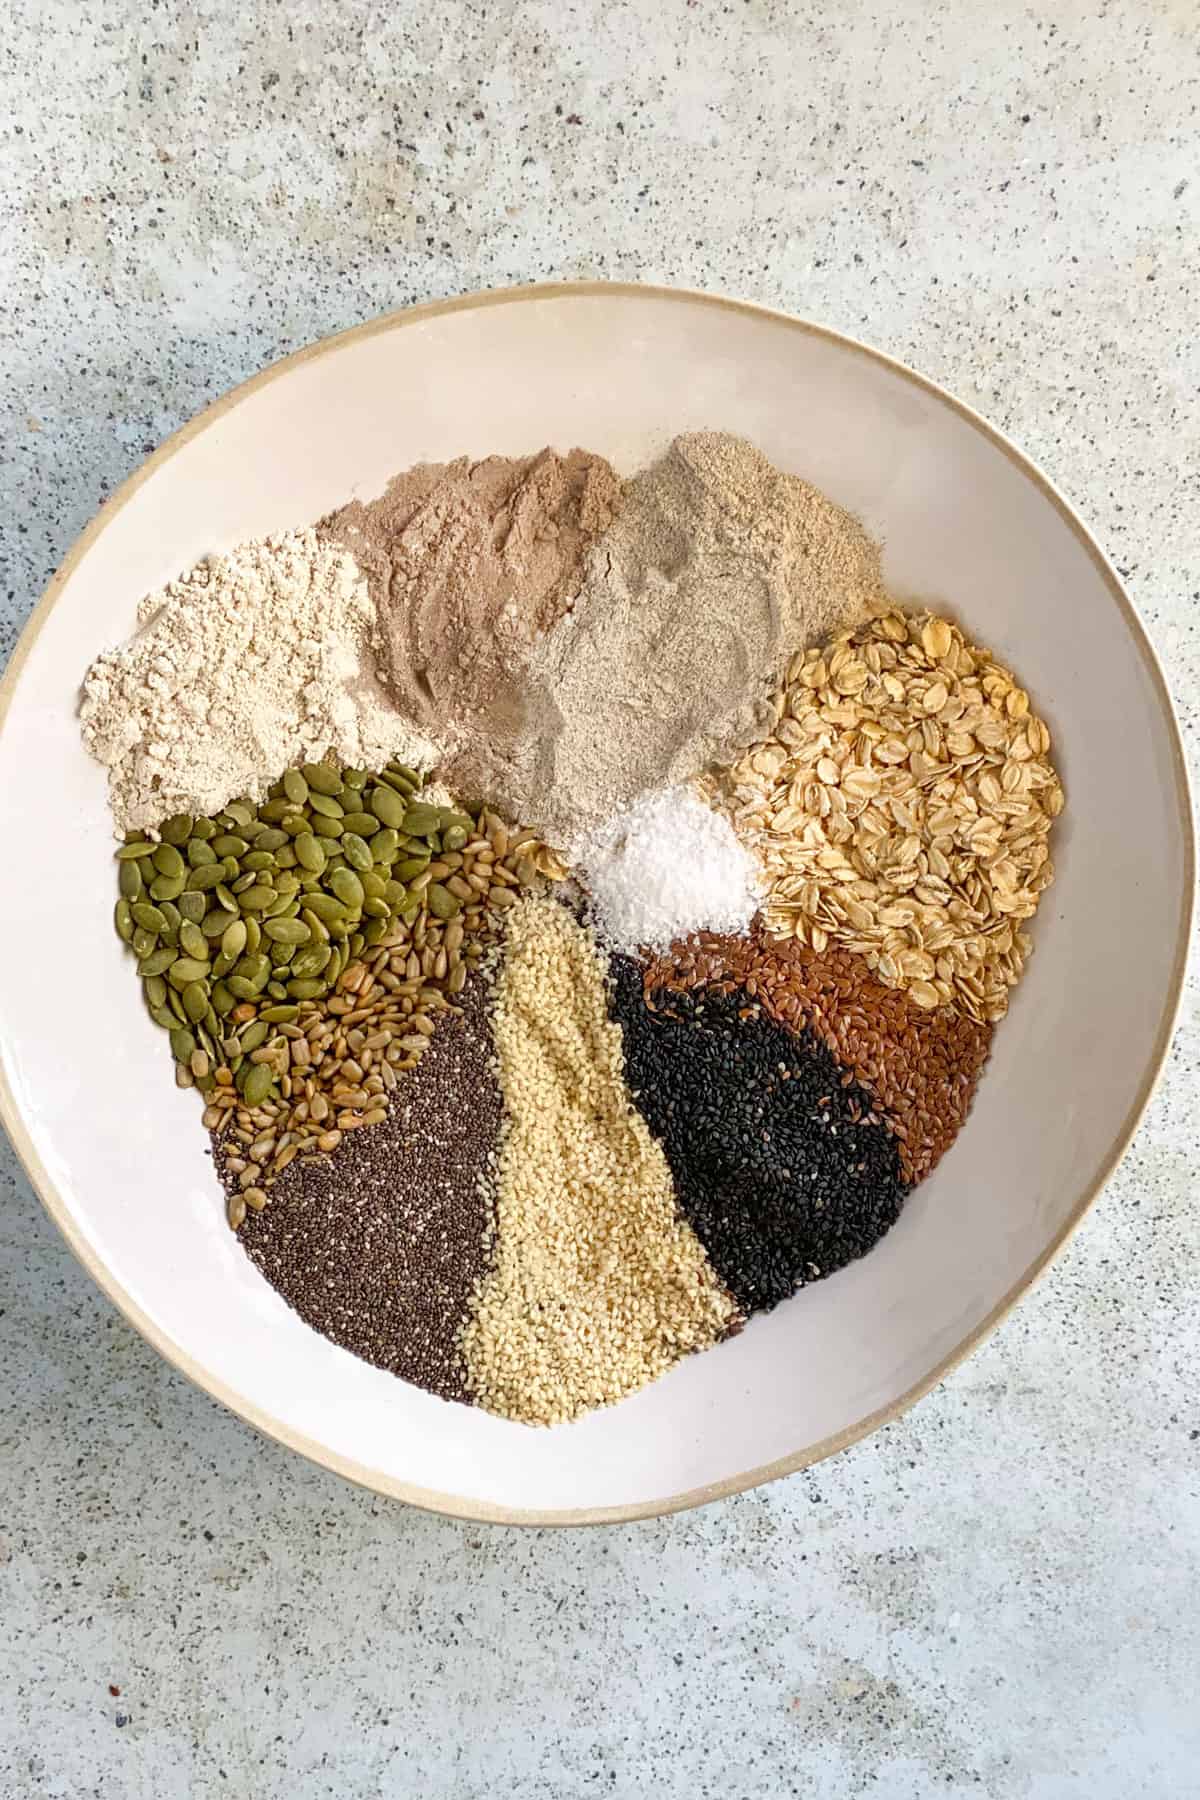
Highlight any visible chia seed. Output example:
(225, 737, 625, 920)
(609, 956, 908, 1316)
(224, 971, 501, 1403)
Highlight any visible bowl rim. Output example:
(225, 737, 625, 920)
(0, 279, 1193, 1527)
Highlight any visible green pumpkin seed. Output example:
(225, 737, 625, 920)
(369, 828, 400, 864)
(244, 917, 262, 954)
(115, 898, 134, 942)
(168, 987, 188, 1022)
(118, 859, 144, 900)
(258, 799, 294, 823)
(239, 1019, 270, 1053)
(151, 843, 184, 879)
(264, 916, 311, 945)
(115, 841, 153, 862)
(440, 810, 474, 834)
(190, 816, 216, 840)
(400, 803, 442, 835)
(329, 868, 364, 909)
(169, 1026, 197, 1062)
(130, 902, 166, 933)
(343, 767, 367, 789)
(301, 907, 330, 942)
(442, 825, 469, 852)
(211, 834, 248, 857)
(214, 882, 238, 913)
(339, 811, 379, 837)
(255, 828, 289, 852)
(362, 895, 391, 919)
(149, 1002, 176, 1029)
(310, 814, 343, 840)
(179, 921, 208, 960)
(211, 951, 236, 980)
(186, 864, 227, 892)
(368, 786, 406, 829)
(291, 945, 331, 978)
(160, 814, 193, 845)
(393, 855, 430, 880)
(143, 975, 168, 1010)
(178, 890, 207, 924)
(306, 791, 344, 820)
(241, 1062, 275, 1106)
(360, 869, 387, 901)
(238, 884, 276, 911)
(287, 978, 326, 999)
(295, 834, 326, 873)
(384, 880, 408, 908)
(224, 800, 254, 827)
(282, 769, 309, 806)
(259, 1003, 300, 1023)
(363, 917, 388, 946)
(226, 976, 259, 1002)
(137, 946, 176, 978)
(341, 832, 372, 872)
(347, 930, 365, 958)
(274, 845, 297, 869)
(242, 850, 275, 873)
(221, 918, 247, 959)
(181, 982, 209, 1023)
(266, 979, 288, 1000)
(427, 882, 460, 921)
(302, 762, 343, 796)
(149, 871, 186, 902)
(303, 892, 347, 922)
(131, 924, 157, 959)
(168, 955, 210, 987)
(201, 908, 231, 939)
(186, 837, 218, 867)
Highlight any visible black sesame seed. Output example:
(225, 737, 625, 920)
(608, 957, 908, 1317)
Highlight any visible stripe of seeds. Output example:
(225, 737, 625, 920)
(210, 810, 542, 1228)
(641, 927, 993, 1186)
(458, 896, 738, 1428)
(233, 969, 502, 1402)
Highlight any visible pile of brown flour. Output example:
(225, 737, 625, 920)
(320, 447, 620, 737)
(447, 432, 887, 846)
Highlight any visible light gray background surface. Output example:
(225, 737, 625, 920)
(2, 3, 1198, 1796)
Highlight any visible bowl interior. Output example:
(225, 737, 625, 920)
(0, 287, 1189, 1521)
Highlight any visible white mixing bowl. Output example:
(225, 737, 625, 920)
(0, 284, 1190, 1523)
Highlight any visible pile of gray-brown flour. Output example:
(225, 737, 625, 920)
(446, 432, 886, 845)
(80, 529, 442, 833)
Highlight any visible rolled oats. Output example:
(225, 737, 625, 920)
(704, 610, 1064, 1022)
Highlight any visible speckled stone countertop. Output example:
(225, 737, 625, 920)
(2, 3, 1197, 1796)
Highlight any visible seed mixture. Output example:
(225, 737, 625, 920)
(233, 970, 501, 1401)
(640, 928, 992, 1185)
(81, 428, 1065, 1426)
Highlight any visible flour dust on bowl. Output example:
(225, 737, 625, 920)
(0, 284, 1190, 1524)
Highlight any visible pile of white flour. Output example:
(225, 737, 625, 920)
(80, 529, 441, 833)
